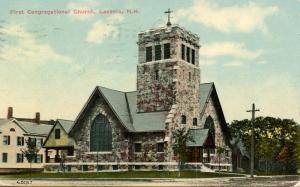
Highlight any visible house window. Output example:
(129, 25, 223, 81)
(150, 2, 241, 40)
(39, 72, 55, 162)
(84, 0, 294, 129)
(155, 70, 159, 81)
(134, 143, 142, 153)
(186, 47, 190, 62)
(17, 137, 24, 146)
(2, 153, 8, 163)
(35, 154, 43, 163)
(28, 137, 36, 146)
(9, 128, 15, 132)
(193, 118, 197, 126)
(191, 49, 195, 64)
(16, 153, 24, 163)
(163, 43, 170, 59)
(55, 129, 60, 139)
(3, 136, 10, 145)
(154, 45, 161, 60)
(146, 46, 152, 62)
(188, 72, 192, 81)
(90, 114, 112, 152)
(181, 44, 185, 60)
(181, 115, 187, 124)
(157, 142, 164, 153)
(36, 138, 43, 148)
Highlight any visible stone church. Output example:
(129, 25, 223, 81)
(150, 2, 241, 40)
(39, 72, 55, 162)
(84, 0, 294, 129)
(43, 20, 232, 172)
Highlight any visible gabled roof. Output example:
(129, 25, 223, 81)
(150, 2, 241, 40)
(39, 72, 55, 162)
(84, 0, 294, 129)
(17, 121, 52, 136)
(187, 129, 209, 147)
(0, 118, 52, 136)
(57, 119, 74, 133)
(199, 82, 231, 146)
(43, 119, 74, 147)
(199, 83, 214, 114)
(70, 83, 223, 134)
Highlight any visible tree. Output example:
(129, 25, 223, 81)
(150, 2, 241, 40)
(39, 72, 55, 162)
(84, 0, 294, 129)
(229, 116, 298, 174)
(216, 146, 225, 171)
(21, 139, 40, 175)
(172, 127, 194, 177)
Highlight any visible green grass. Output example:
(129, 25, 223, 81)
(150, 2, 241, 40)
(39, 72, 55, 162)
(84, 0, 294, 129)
(0, 171, 242, 179)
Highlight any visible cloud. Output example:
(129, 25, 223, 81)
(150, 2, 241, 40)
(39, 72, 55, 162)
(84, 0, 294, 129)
(201, 42, 262, 59)
(0, 24, 72, 64)
(175, 1, 278, 33)
(222, 61, 243, 67)
(67, 0, 99, 21)
(200, 41, 262, 66)
(220, 76, 300, 124)
(86, 14, 124, 44)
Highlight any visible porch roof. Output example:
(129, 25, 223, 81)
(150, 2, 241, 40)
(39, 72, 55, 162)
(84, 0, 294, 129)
(187, 129, 209, 147)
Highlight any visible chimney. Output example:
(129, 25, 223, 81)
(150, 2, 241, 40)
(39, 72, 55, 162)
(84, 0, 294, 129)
(35, 112, 40, 124)
(7, 107, 13, 119)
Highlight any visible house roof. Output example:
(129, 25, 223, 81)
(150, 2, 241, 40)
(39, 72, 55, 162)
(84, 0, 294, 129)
(57, 119, 74, 133)
(17, 121, 53, 136)
(187, 129, 209, 147)
(0, 118, 52, 136)
(71, 83, 219, 133)
(231, 138, 250, 158)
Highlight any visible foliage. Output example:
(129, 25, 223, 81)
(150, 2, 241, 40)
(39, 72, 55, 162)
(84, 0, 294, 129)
(21, 139, 40, 174)
(21, 139, 39, 164)
(229, 116, 298, 173)
(216, 146, 225, 171)
(172, 127, 195, 170)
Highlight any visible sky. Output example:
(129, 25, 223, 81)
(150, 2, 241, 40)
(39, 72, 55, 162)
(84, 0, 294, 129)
(0, 0, 299, 124)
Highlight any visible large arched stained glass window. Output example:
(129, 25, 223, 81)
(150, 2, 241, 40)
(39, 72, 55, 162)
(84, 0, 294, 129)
(204, 116, 215, 140)
(90, 114, 112, 152)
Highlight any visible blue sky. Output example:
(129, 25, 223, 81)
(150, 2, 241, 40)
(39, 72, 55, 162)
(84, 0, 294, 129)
(0, 0, 299, 123)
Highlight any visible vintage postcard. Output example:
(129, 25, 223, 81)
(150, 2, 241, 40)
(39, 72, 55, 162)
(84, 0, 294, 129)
(0, 0, 299, 186)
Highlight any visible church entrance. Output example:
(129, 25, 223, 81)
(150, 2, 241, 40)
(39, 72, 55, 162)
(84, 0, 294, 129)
(188, 147, 202, 162)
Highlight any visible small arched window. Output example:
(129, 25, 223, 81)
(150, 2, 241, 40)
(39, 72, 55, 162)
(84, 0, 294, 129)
(90, 114, 112, 152)
(10, 128, 15, 132)
(193, 118, 197, 126)
(181, 115, 187, 124)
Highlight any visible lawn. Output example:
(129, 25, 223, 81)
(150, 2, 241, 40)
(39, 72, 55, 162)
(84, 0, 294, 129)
(0, 171, 243, 179)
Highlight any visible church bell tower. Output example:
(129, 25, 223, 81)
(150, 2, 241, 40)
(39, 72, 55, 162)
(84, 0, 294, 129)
(136, 11, 201, 127)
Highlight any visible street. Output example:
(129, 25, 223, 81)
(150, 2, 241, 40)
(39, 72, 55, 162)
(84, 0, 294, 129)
(0, 176, 299, 187)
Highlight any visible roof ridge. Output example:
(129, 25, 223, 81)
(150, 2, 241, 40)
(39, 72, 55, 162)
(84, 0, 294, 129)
(57, 119, 74, 122)
(97, 86, 126, 93)
(200, 82, 214, 85)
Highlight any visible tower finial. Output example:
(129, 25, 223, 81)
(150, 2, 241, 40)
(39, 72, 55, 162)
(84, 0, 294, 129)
(164, 8, 173, 26)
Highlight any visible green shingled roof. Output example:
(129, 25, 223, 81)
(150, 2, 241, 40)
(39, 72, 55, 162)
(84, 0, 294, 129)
(187, 129, 209, 147)
(73, 83, 214, 133)
(57, 119, 74, 133)
(199, 83, 213, 114)
(17, 121, 52, 136)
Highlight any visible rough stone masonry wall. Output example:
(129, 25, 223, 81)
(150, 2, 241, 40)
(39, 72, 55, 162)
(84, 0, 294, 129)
(136, 60, 176, 112)
(201, 96, 231, 164)
(129, 132, 166, 162)
(136, 25, 200, 113)
(69, 93, 128, 163)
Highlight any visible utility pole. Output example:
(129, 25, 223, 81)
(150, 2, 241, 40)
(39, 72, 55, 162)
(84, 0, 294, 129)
(247, 103, 260, 178)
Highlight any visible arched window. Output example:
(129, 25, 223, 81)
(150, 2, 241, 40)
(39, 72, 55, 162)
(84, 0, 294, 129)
(204, 116, 215, 139)
(193, 118, 197, 126)
(9, 128, 15, 132)
(90, 114, 112, 152)
(181, 115, 187, 124)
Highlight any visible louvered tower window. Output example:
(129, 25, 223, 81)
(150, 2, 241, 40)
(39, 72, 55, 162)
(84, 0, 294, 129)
(90, 114, 112, 152)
